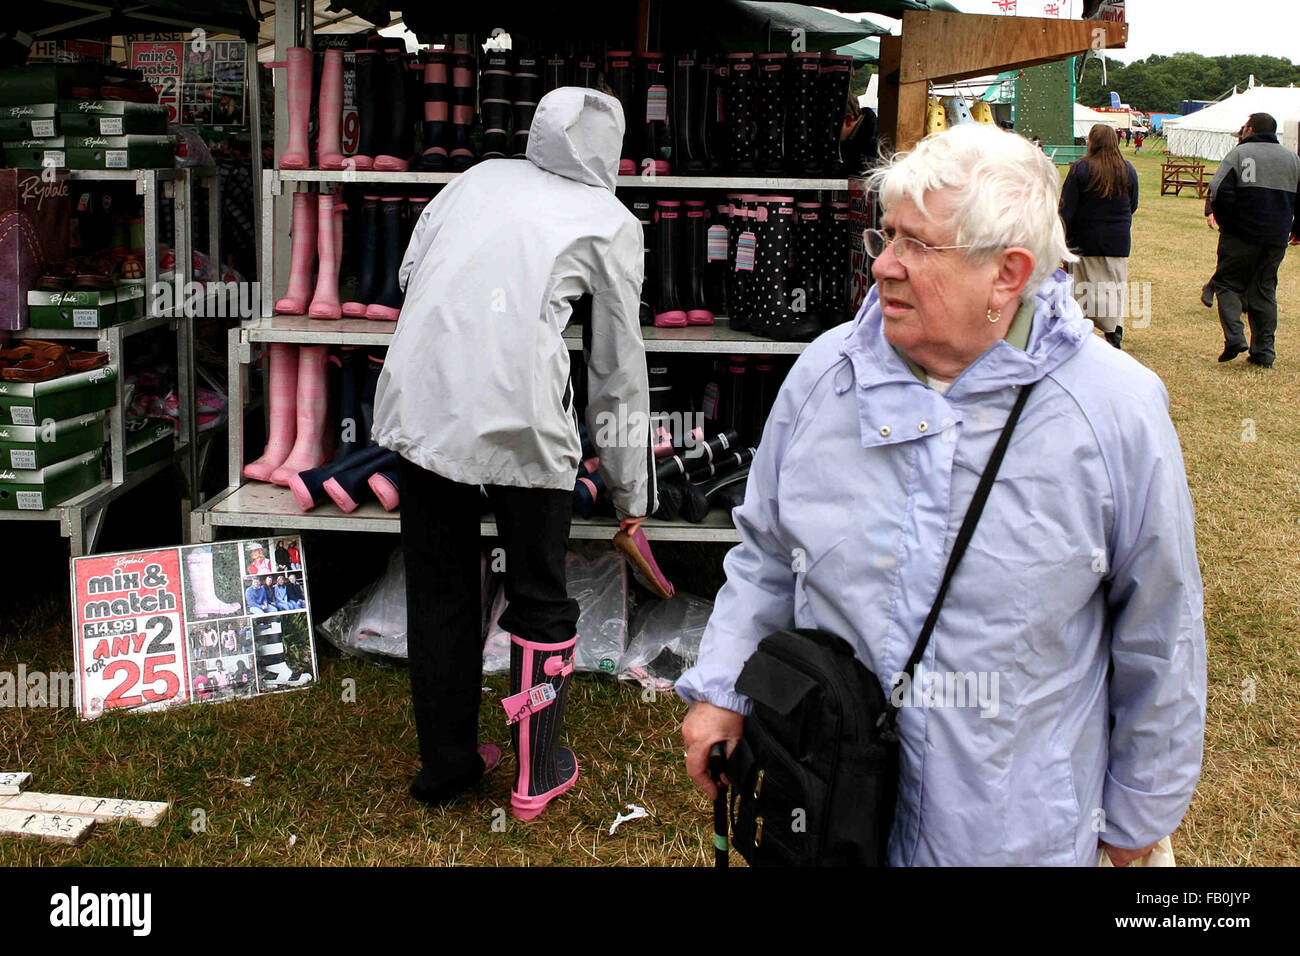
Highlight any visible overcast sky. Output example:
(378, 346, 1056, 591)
(845, 0, 1300, 64)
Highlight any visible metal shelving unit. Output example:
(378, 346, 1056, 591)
(1, 166, 219, 555)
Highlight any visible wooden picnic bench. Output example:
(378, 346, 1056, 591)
(1161, 159, 1209, 198)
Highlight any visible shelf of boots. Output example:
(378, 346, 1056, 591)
(191, 480, 741, 543)
(267, 169, 849, 192)
(240, 314, 810, 354)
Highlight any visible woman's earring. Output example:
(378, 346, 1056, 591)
(987, 307, 1001, 324)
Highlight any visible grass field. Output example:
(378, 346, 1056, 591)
(0, 146, 1297, 866)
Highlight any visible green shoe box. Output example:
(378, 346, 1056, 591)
(0, 65, 104, 107)
(27, 282, 143, 329)
(3, 135, 175, 170)
(58, 101, 168, 135)
(0, 365, 118, 426)
(0, 103, 58, 139)
(0, 410, 106, 469)
(125, 417, 175, 472)
(0, 447, 103, 511)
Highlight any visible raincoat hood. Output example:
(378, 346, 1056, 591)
(525, 86, 624, 192)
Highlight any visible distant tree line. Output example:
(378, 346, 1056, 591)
(1075, 53, 1300, 114)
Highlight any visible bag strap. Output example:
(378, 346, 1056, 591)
(880, 380, 1037, 739)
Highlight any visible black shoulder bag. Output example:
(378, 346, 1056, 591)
(722, 381, 1036, 866)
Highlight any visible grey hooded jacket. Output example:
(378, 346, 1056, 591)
(372, 87, 655, 518)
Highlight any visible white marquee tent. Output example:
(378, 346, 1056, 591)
(1074, 103, 1123, 139)
(1164, 85, 1300, 161)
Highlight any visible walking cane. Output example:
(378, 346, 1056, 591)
(708, 742, 729, 868)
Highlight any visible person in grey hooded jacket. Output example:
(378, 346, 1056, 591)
(372, 87, 656, 816)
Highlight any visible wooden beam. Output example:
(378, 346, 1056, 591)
(898, 11, 1127, 86)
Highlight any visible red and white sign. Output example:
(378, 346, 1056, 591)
(1095, 1, 1126, 22)
(72, 540, 316, 720)
(130, 41, 183, 123)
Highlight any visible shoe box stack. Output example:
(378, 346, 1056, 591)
(0, 358, 118, 511)
(0, 64, 174, 171)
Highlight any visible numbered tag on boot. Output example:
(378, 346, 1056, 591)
(502, 682, 557, 725)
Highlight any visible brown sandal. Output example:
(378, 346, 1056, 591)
(1, 351, 70, 383)
(67, 350, 109, 372)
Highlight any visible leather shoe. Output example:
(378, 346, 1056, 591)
(1218, 344, 1247, 363)
(1246, 355, 1273, 369)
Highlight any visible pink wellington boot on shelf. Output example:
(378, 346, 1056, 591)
(308, 192, 343, 320)
(270, 344, 332, 486)
(242, 343, 299, 482)
(275, 48, 313, 170)
(318, 49, 346, 170)
(273, 192, 317, 315)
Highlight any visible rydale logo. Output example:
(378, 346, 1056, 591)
(81, 137, 108, 148)
(49, 886, 152, 936)
(18, 174, 69, 209)
(7, 106, 34, 116)
(78, 102, 106, 112)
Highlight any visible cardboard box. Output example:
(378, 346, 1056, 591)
(0, 168, 71, 331)
(0, 447, 103, 511)
(3, 134, 176, 170)
(58, 100, 168, 135)
(0, 103, 58, 139)
(26, 282, 144, 330)
(0, 365, 118, 426)
(124, 417, 175, 471)
(0, 410, 106, 469)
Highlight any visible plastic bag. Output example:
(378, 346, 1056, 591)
(484, 551, 629, 675)
(617, 591, 715, 691)
(317, 549, 408, 663)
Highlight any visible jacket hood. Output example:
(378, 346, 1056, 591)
(1241, 132, 1280, 146)
(525, 86, 624, 192)
(841, 268, 1093, 397)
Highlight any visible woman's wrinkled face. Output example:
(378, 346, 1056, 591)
(871, 190, 1001, 365)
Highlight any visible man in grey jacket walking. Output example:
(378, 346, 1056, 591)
(1205, 112, 1300, 368)
(372, 87, 656, 816)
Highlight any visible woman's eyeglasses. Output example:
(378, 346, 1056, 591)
(864, 227, 973, 266)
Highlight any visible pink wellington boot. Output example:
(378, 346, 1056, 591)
(504, 633, 579, 820)
(270, 344, 332, 485)
(184, 547, 243, 618)
(275, 48, 313, 170)
(318, 49, 345, 170)
(273, 192, 317, 315)
(242, 343, 299, 482)
(308, 192, 343, 320)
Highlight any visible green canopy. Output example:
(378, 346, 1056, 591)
(836, 36, 883, 65)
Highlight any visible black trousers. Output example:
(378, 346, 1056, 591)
(398, 455, 579, 785)
(1212, 231, 1288, 364)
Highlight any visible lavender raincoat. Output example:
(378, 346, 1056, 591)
(676, 271, 1206, 866)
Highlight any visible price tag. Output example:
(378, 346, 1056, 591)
(10, 406, 35, 426)
(16, 490, 43, 510)
(10, 449, 36, 469)
(43, 150, 66, 167)
(100, 116, 124, 135)
(707, 224, 729, 262)
(104, 150, 128, 169)
(31, 119, 55, 137)
(73, 309, 99, 327)
(736, 231, 757, 271)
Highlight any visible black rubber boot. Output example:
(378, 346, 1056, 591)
(542, 51, 569, 94)
(480, 50, 512, 161)
(449, 48, 477, 171)
(653, 200, 688, 327)
(754, 53, 788, 176)
(511, 49, 541, 157)
(605, 50, 639, 176)
(753, 196, 819, 342)
(507, 633, 578, 820)
(724, 53, 757, 175)
(726, 355, 749, 441)
(648, 364, 675, 451)
(699, 56, 725, 173)
(725, 193, 754, 332)
(335, 345, 365, 462)
(789, 52, 821, 175)
(682, 199, 714, 324)
(322, 447, 399, 512)
(630, 194, 656, 326)
(352, 50, 377, 168)
(342, 195, 380, 316)
(817, 54, 853, 177)
(749, 356, 775, 444)
(637, 52, 671, 174)
(414, 49, 450, 171)
(374, 50, 411, 170)
(671, 52, 707, 174)
(573, 45, 601, 89)
(366, 198, 405, 321)
(288, 441, 390, 511)
(819, 200, 853, 328)
(791, 201, 824, 329)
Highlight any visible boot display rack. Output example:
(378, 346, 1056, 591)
(190, 164, 848, 545)
(1, 166, 217, 555)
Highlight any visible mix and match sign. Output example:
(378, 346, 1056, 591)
(71, 540, 317, 720)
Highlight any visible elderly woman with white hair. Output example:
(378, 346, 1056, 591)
(678, 124, 1206, 866)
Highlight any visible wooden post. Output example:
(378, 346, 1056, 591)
(878, 11, 1127, 152)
